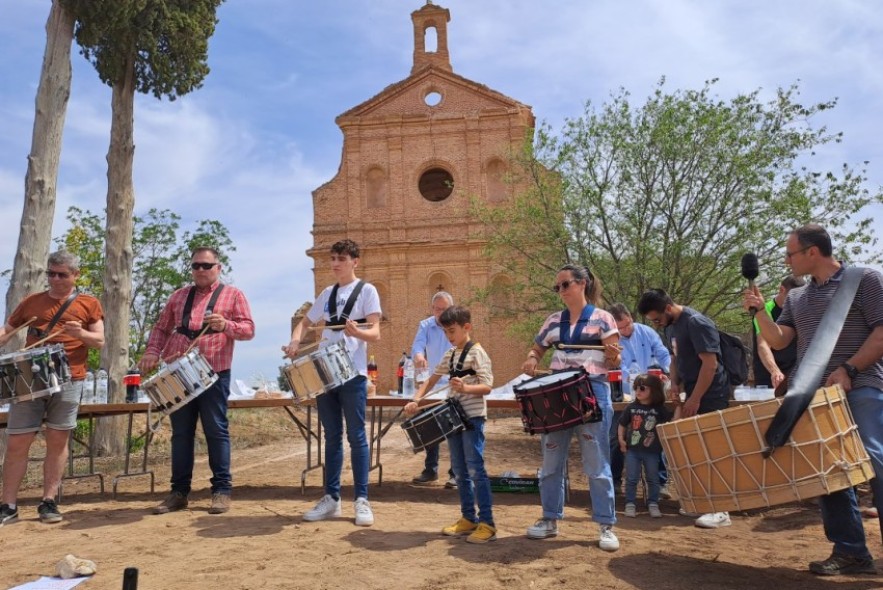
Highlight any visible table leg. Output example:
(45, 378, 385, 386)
(367, 404, 404, 486)
(111, 410, 155, 498)
(61, 412, 105, 500)
(283, 404, 323, 494)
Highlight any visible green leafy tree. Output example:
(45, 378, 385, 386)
(57, 206, 234, 361)
(60, 0, 224, 452)
(474, 79, 883, 335)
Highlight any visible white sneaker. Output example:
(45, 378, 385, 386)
(648, 503, 663, 518)
(624, 503, 637, 518)
(599, 525, 620, 552)
(354, 497, 374, 527)
(303, 494, 341, 522)
(695, 512, 731, 529)
(526, 517, 558, 539)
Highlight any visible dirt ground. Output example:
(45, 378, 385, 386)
(1, 413, 881, 590)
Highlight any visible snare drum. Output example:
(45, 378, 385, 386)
(401, 398, 470, 453)
(142, 349, 218, 416)
(513, 369, 602, 435)
(281, 341, 356, 402)
(0, 344, 71, 403)
(658, 385, 873, 514)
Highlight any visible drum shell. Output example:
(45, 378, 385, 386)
(401, 398, 469, 453)
(281, 341, 356, 402)
(513, 369, 602, 435)
(658, 385, 874, 514)
(0, 344, 70, 403)
(142, 350, 217, 416)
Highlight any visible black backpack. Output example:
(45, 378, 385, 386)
(718, 330, 750, 386)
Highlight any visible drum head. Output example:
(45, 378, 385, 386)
(514, 369, 583, 392)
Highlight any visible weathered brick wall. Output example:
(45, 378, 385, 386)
(306, 3, 537, 391)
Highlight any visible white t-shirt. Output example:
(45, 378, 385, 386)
(306, 279, 382, 375)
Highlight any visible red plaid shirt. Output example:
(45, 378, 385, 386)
(144, 281, 254, 372)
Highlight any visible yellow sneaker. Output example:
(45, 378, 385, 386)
(442, 517, 478, 536)
(466, 522, 497, 544)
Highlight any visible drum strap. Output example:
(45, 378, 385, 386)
(29, 290, 79, 339)
(558, 304, 595, 347)
(449, 340, 477, 378)
(176, 284, 225, 340)
(326, 280, 367, 327)
(763, 265, 864, 454)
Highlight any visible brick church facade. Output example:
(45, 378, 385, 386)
(307, 2, 536, 391)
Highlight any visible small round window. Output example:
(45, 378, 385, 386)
(424, 91, 442, 107)
(419, 167, 454, 202)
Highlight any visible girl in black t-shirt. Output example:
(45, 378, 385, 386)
(617, 374, 677, 518)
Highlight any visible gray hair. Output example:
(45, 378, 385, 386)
(431, 291, 454, 306)
(47, 250, 80, 273)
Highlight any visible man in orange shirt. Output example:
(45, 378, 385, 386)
(0, 250, 104, 525)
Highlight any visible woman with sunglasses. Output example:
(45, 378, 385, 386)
(521, 264, 622, 551)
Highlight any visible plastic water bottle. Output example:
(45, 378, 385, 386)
(403, 355, 416, 398)
(96, 369, 109, 404)
(627, 360, 640, 394)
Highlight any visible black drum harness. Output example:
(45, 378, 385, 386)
(175, 284, 226, 340)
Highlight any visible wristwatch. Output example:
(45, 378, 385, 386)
(841, 362, 859, 380)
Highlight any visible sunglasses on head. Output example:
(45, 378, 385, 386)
(552, 279, 579, 293)
(191, 262, 218, 271)
(46, 271, 70, 279)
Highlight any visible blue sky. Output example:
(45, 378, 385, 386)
(2, 0, 881, 383)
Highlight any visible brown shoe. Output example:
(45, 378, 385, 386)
(152, 491, 188, 515)
(208, 493, 231, 514)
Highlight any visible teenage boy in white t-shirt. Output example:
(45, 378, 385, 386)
(284, 239, 382, 526)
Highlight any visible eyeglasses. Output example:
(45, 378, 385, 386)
(191, 262, 218, 271)
(552, 279, 580, 293)
(785, 245, 812, 260)
(646, 315, 663, 325)
(46, 271, 71, 279)
(636, 385, 650, 391)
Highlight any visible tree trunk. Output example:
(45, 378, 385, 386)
(95, 53, 136, 456)
(1, 0, 74, 461)
(3, 0, 74, 345)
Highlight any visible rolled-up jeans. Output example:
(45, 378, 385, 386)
(538, 377, 616, 526)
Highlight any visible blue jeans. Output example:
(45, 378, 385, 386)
(609, 415, 667, 487)
(819, 385, 883, 557)
(624, 449, 660, 504)
(447, 416, 494, 526)
(423, 443, 454, 477)
(538, 378, 616, 526)
(170, 370, 231, 495)
(316, 375, 369, 501)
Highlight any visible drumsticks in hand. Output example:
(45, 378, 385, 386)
(307, 323, 373, 332)
(554, 343, 615, 351)
(22, 327, 66, 351)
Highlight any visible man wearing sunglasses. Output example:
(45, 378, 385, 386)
(140, 246, 255, 516)
(0, 250, 104, 525)
(637, 287, 732, 530)
(744, 224, 883, 577)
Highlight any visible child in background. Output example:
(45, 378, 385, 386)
(404, 306, 496, 543)
(617, 373, 676, 518)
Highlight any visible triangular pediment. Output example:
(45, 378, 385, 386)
(336, 66, 530, 124)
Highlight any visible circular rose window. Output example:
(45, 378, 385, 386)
(418, 167, 454, 202)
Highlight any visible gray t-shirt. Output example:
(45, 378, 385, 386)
(777, 264, 883, 391)
(665, 307, 730, 405)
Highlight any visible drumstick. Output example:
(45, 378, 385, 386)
(554, 343, 612, 351)
(182, 324, 213, 356)
(22, 328, 66, 351)
(307, 323, 373, 331)
(13, 316, 38, 335)
(282, 339, 322, 360)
